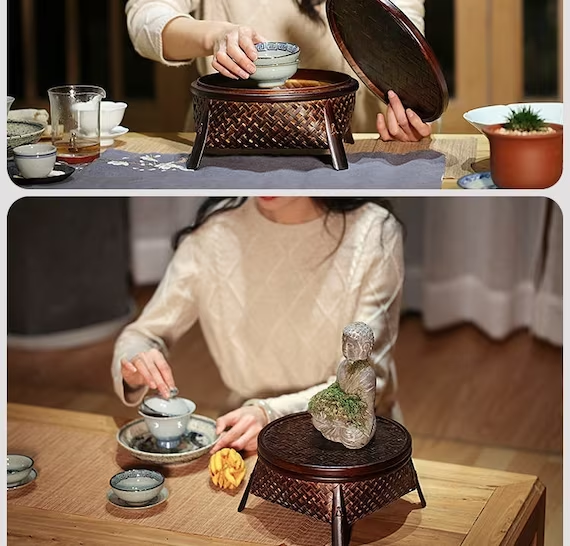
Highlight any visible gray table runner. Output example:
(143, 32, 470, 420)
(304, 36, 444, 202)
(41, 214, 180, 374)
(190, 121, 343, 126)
(14, 148, 445, 189)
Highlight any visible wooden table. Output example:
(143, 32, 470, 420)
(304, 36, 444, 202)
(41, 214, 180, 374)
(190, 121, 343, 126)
(111, 132, 488, 190)
(7, 403, 544, 545)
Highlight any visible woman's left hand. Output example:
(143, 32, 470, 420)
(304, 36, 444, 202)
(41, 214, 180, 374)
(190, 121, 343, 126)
(211, 406, 268, 454)
(376, 90, 432, 142)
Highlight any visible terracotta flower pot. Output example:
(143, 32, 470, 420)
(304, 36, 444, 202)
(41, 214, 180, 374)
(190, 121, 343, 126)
(482, 123, 563, 189)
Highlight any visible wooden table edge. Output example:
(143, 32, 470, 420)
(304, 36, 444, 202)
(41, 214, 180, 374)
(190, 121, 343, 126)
(7, 505, 270, 546)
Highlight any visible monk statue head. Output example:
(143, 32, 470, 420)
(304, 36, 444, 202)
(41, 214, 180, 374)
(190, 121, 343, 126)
(341, 322, 374, 361)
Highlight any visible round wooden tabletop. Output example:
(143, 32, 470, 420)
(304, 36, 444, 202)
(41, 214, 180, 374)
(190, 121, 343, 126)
(257, 412, 412, 482)
(326, 0, 449, 121)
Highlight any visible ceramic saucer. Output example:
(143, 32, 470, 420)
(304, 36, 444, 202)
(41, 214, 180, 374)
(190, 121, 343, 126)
(8, 162, 75, 185)
(100, 126, 129, 147)
(107, 487, 169, 510)
(7, 468, 37, 491)
(117, 415, 219, 465)
(457, 172, 498, 190)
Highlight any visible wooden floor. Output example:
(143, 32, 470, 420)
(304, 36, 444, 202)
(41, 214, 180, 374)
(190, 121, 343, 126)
(7, 286, 563, 545)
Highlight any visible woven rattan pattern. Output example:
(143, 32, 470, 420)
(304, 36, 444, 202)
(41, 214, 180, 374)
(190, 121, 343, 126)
(249, 457, 419, 525)
(194, 94, 355, 150)
(327, 0, 448, 121)
(258, 413, 411, 476)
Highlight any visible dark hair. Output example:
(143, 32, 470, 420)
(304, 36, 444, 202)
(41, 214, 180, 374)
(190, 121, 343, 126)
(172, 197, 401, 250)
(296, 0, 326, 23)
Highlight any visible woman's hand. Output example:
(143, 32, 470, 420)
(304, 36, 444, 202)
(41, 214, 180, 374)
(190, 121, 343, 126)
(376, 90, 432, 142)
(211, 24, 267, 80)
(121, 348, 176, 399)
(211, 406, 268, 454)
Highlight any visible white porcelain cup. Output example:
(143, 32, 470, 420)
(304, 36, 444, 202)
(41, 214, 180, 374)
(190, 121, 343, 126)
(13, 143, 57, 179)
(100, 101, 127, 134)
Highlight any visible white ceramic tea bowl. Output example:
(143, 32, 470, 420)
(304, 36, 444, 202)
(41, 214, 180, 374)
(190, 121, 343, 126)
(255, 41, 300, 65)
(251, 41, 300, 87)
(100, 101, 127, 134)
(250, 61, 299, 88)
(139, 396, 196, 449)
(110, 469, 164, 505)
(7, 96, 15, 114)
(13, 143, 57, 179)
(7, 454, 34, 485)
(463, 102, 563, 132)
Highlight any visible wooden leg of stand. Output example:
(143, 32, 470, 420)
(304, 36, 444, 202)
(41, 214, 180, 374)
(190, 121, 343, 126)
(186, 101, 211, 171)
(324, 103, 348, 171)
(344, 127, 355, 144)
(415, 471, 427, 508)
(237, 476, 253, 512)
(332, 484, 350, 546)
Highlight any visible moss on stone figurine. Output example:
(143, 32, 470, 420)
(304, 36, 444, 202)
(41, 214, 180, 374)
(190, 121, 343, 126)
(308, 322, 377, 449)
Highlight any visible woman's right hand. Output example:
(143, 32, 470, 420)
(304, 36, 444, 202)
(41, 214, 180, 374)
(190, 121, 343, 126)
(211, 24, 267, 80)
(121, 348, 176, 399)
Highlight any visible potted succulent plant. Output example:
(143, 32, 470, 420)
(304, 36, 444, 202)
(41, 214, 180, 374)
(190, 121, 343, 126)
(482, 106, 563, 189)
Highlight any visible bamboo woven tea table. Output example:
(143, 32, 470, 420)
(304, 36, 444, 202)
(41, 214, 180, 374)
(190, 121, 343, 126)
(188, 70, 359, 171)
(238, 412, 425, 546)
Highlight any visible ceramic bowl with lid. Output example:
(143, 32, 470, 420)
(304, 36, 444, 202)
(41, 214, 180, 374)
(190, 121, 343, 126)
(139, 396, 197, 449)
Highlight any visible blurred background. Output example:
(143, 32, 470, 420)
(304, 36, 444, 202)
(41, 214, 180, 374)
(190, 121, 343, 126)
(7, 196, 562, 544)
(6, 0, 562, 133)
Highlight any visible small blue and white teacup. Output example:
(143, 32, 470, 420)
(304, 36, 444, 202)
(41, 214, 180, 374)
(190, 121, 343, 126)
(13, 143, 57, 179)
(7, 454, 34, 485)
(110, 469, 164, 505)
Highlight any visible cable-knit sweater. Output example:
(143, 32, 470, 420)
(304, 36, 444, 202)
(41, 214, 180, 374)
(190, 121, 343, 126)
(112, 199, 404, 421)
(125, 0, 425, 133)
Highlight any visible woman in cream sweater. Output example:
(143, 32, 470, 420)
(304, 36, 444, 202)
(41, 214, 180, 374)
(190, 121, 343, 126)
(112, 197, 405, 453)
(125, 0, 431, 140)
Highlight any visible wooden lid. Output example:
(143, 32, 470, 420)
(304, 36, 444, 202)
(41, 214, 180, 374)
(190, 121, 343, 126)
(257, 412, 412, 482)
(326, 0, 448, 121)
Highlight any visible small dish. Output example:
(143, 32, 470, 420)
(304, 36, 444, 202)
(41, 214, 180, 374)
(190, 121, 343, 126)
(7, 468, 37, 490)
(8, 161, 75, 185)
(457, 172, 498, 190)
(117, 415, 218, 464)
(100, 126, 129, 147)
(107, 486, 169, 510)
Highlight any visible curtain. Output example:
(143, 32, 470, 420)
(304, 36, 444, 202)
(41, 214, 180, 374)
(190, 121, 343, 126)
(395, 197, 562, 346)
(129, 197, 562, 346)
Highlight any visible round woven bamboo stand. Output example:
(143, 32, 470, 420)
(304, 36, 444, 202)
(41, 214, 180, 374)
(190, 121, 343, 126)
(187, 69, 359, 171)
(238, 412, 426, 546)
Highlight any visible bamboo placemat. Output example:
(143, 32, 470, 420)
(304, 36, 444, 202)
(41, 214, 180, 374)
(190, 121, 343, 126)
(7, 419, 331, 546)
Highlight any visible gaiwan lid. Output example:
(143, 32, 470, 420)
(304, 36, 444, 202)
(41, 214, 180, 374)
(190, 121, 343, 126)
(326, 0, 449, 122)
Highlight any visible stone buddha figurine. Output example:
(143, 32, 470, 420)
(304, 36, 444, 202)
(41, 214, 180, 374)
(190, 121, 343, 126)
(308, 322, 376, 449)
